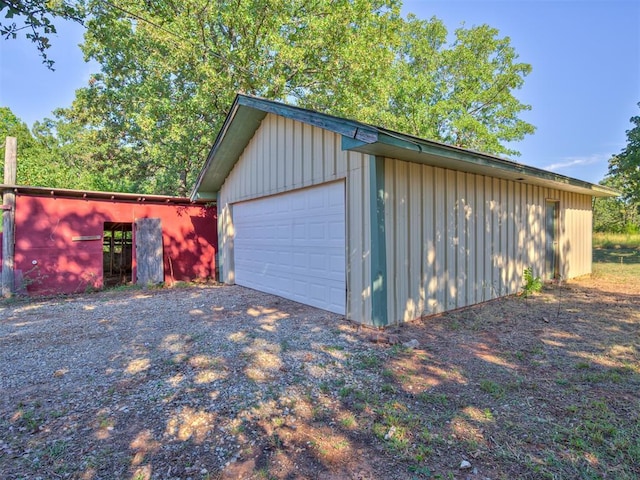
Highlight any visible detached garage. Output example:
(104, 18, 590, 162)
(191, 94, 617, 327)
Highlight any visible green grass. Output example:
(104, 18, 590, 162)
(592, 232, 640, 281)
(592, 232, 640, 249)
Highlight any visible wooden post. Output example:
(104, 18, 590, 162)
(2, 136, 17, 297)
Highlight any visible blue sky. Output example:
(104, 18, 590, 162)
(1, 0, 639, 185)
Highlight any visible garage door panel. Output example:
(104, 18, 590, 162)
(234, 182, 346, 315)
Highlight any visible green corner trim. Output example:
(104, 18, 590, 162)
(369, 155, 388, 327)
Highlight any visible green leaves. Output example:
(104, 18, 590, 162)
(607, 105, 640, 208)
(0, 0, 85, 69)
(601, 105, 640, 233)
(34, 0, 534, 195)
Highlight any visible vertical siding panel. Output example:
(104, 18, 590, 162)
(499, 179, 508, 295)
(313, 127, 324, 183)
(384, 158, 396, 322)
(526, 183, 535, 273)
(506, 180, 516, 293)
(423, 166, 436, 315)
(474, 175, 484, 303)
(302, 123, 313, 186)
(483, 176, 492, 300)
(434, 167, 446, 313)
(324, 130, 336, 179)
(535, 186, 544, 277)
(466, 173, 475, 305)
(255, 120, 265, 195)
(585, 195, 593, 276)
(347, 152, 363, 323)
(574, 194, 583, 277)
(265, 115, 273, 193)
(276, 115, 286, 191)
(404, 162, 421, 320)
(271, 116, 279, 192)
(336, 138, 348, 177)
(456, 171, 467, 308)
(490, 177, 500, 297)
(284, 118, 294, 189)
(361, 154, 372, 324)
(445, 169, 457, 310)
(515, 181, 525, 291)
(397, 161, 410, 322)
(293, 121, 303, 187)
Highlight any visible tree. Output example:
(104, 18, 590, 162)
(593, 177, 640, 233)
(53, 0, 534, 195)
(0, 0, 85, 69)
(607, 104, 640, 212)
(0, 107, 92, 187)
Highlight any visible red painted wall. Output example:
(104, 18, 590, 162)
(12, 195, 217, 295)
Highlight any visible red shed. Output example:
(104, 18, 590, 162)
(1, 185, 217, 295)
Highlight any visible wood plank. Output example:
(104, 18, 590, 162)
(135, 218, 164, 285)
(2, 136, 17, 297)
(72, 235, 102, 241)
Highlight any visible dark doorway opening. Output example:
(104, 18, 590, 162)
(103, 222, 133, 287)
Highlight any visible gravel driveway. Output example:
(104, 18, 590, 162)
(0, 284, 394, 479)
(1, 278, 638, 480)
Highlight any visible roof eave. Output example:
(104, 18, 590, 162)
(352, 130, 619, 198)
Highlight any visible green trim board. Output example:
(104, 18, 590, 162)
(216, 191, 223, 283)
(369, 155, 388, 327)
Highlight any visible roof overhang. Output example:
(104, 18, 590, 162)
(191, 94, 619, 200)
(1, 184, 211, 205)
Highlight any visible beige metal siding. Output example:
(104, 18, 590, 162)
(217, 113, 371, 323)
(383, 158, 594, 324)
(559, 191, 593, 279)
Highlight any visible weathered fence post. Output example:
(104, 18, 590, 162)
(2, 136, 17, 297)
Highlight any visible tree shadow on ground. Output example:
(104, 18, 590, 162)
(0, 276, 638, 480)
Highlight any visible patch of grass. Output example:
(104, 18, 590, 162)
(339, 413, 356, 429)
(106, 283, 143, 293)
(480, 379, 506, 399)
(381, 383, 397, 394)
(593, 232, 640, 249)
(45, 440, 69, 459)
(417, 392, 449, 406)
(322, 344, 344, 352)
(354, 352, 383, 369)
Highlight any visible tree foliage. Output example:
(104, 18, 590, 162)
(0, 0, 84, 69)
(0, 107, 92, 186)
(607, 104, 640, 209)
(597, 104, 640, 233)
(15, 0, 535, 195)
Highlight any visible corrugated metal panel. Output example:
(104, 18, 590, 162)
(218, 114, 371, 323)
(560, 191, 592, 279)
(383, 158, 594, 324)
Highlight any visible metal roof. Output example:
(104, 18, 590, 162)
(191, 94, 619, 200)
(0, 184, 211, 205)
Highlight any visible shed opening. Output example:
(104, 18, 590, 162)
(103, 222, 133, 287)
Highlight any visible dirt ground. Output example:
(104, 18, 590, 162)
(0, 272, 638, 480)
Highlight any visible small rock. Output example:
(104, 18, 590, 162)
(460, 460, 472, 470)
(384, 426, 396, 440)
(403, 339, 420, 349)
(368, 333, 389, 344)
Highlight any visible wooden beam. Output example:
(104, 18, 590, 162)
(2, 137, 17, 297)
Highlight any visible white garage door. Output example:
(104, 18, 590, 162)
(233, 182, 346, 315)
